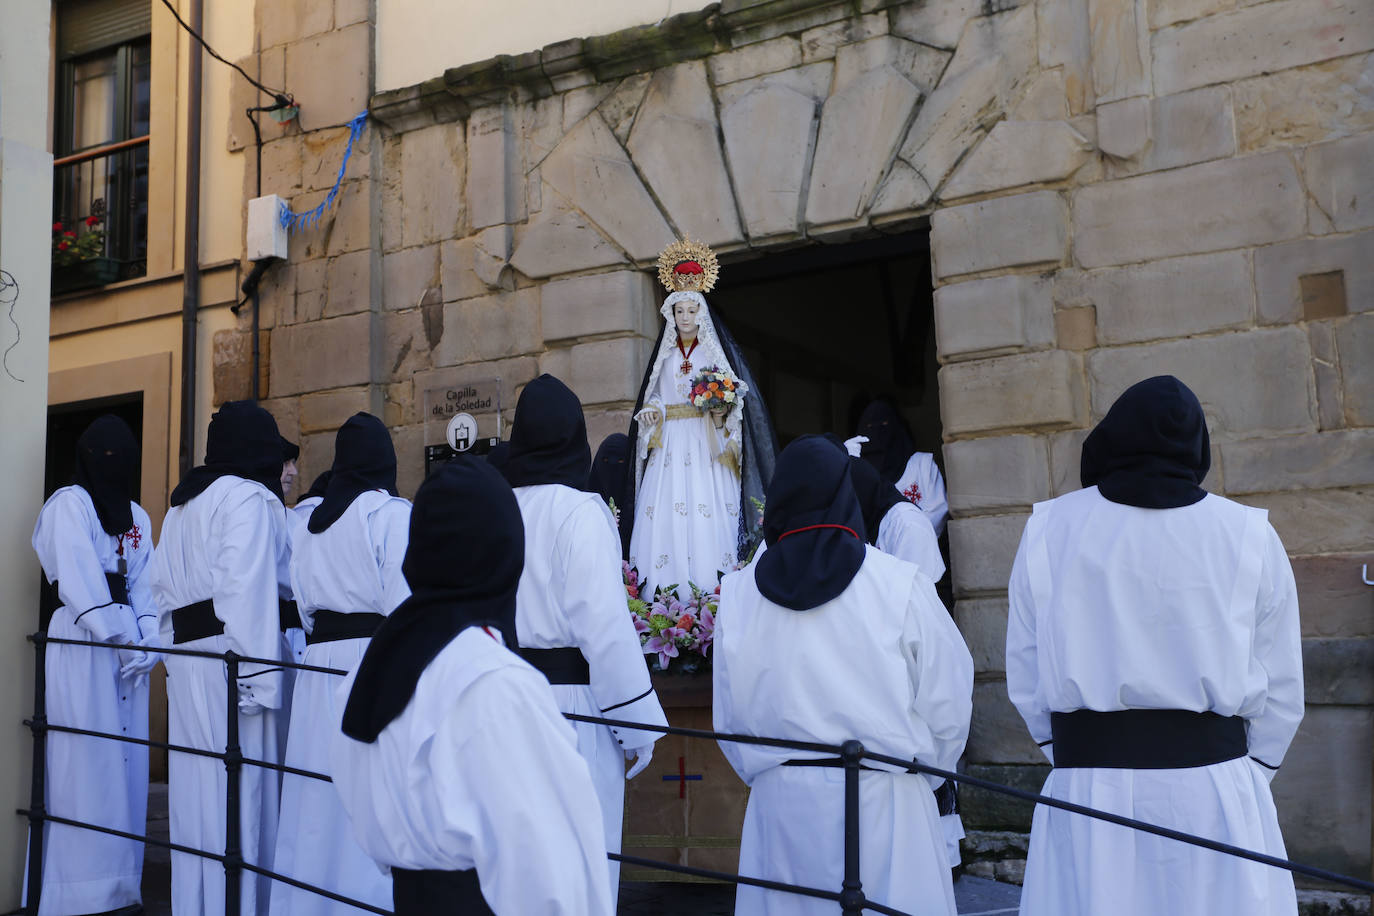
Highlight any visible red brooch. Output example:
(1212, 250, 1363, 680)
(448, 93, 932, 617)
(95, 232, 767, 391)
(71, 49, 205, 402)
(903, 483, 923, 505)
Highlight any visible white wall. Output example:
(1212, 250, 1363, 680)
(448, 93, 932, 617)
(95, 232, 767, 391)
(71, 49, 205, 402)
(0, 0, 53, 904)
(378, 0, 708, 91)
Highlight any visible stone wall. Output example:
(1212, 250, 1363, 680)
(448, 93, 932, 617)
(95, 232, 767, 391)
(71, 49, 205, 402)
(217, 0, 1373, 880)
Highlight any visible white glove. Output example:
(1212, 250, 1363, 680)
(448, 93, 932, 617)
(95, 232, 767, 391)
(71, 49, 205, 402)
(843, 435, 869, 458)
(238, 695, 266, 717)
(116, 642, 148, 675)
(626, 746, 653, 780)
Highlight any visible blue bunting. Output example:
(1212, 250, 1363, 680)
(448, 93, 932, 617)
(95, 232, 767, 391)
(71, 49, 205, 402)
(278, 110, 368, 233)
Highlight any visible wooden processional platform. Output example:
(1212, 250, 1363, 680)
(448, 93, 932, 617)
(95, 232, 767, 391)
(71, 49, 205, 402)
(621, 673, 749, 882)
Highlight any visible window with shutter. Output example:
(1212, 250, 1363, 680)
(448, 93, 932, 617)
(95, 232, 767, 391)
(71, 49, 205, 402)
(52, 0, 151, 292)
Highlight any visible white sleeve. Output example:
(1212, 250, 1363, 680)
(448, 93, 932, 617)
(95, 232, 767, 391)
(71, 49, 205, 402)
(711, 577, 748, 782)
(903, 574, 973, 789)
(1245, 522, 1304, 776)
(1006, 517, 1053, 763)
(126, 505, 160, 642)
(211, 487, 286, 708)
(435, 670, 614, 916)
(371, 499, 413, 614)
(878, 504, 946, 582)
(557, 500, 668, 750)
(32, 492, 138, 645)
(919, 457, 948, 538)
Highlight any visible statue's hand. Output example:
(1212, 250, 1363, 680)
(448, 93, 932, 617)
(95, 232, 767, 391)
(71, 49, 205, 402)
(636, 405, 662, 428)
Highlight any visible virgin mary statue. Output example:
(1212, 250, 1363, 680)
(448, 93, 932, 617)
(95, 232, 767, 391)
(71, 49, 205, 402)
(625, 239, 777, 599)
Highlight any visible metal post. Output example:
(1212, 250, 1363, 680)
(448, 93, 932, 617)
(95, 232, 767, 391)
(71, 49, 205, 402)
(839, 739, 866, 916)
(224, 651, 243, 916)
(25, 634, 48, 916)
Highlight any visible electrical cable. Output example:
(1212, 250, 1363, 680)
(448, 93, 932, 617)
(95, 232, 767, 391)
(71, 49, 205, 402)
(156, 0, 292, 106)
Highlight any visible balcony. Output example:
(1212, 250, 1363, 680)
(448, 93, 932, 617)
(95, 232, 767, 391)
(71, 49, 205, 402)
(52, 135, 149, 295)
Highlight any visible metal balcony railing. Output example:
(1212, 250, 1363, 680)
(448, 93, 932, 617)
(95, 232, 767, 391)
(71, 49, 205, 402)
(51, 135, 149, 294)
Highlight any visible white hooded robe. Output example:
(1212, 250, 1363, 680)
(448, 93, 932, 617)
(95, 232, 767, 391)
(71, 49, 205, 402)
(1007, 486, 1303, 916)
(28, 487, 157, 915)
(714, 547, 973, 916)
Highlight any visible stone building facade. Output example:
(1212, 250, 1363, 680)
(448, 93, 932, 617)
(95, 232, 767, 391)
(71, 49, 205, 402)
(216, 0, 1373, 882)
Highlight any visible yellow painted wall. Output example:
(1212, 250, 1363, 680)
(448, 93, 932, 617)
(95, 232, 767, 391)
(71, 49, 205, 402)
(198, 0, 251, 266)
(377, 0, 710, 91)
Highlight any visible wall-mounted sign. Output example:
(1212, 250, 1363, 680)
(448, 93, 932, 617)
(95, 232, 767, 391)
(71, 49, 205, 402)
(423, 378, 502, 477)
(446, 412, 479, 451)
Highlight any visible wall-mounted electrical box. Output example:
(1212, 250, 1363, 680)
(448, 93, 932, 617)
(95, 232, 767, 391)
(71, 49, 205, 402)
(246, 194, 288, 262)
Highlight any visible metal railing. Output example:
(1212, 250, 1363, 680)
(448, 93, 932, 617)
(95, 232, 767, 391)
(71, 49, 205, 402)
(18, 631, 1374, 916)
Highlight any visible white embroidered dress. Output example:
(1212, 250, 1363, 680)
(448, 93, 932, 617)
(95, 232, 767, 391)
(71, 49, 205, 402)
(629, 293, 743, 596)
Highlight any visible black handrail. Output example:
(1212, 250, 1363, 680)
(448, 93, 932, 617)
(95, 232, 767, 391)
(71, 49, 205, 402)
(21, 628, 1374, 916)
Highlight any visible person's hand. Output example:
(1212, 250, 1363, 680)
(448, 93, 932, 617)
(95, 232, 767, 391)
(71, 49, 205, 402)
(626, 746, 653, 779)
(843, 435, 869, 458)
(238, 695, 266, 717)
(116, 642, 146, 672)
(636, 406, 662, 429)
(708, 403, 730, 428)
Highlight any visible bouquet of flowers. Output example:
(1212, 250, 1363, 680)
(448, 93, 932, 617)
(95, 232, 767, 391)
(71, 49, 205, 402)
(624, 562, 717, 675)
(688, 366, 746, 413)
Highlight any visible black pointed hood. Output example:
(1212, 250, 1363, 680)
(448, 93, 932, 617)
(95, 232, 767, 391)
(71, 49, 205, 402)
(1081, 375, 1211, 509)
(341, 456, 524, 743)
(169, 401, 284, 506)
(307, 413, 399, 534)
(74, 415, 139, 535)
(500, 374, 591, 490)
(755, 435, 867, 611)
(855, 399, 916, 485)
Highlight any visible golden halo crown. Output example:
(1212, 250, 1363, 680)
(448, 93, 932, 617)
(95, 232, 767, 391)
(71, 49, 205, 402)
(657, 237, 719, 294)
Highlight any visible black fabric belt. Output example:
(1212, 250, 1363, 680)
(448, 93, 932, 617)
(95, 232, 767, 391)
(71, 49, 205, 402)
(306, 610, 385, 646)
(171, 599, 223, 645)
(1050, 709, 1247, 769)
(782, 757, 878, 771)
(279, 598, 301, 633)
(934, 778, 959, 817)
(391, 867, 493, 916)
(519, 646, 591, 685)
(44, 573, 130, 617)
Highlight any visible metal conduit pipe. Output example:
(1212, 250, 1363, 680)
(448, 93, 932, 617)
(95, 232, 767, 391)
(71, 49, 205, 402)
(178, 0, 204, 478)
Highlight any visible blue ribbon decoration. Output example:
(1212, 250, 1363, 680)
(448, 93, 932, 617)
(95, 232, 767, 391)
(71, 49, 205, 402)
(279, 110, 369, 233)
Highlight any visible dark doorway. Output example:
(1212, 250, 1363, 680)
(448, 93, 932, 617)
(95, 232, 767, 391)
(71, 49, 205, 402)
(710, 230, 951, 599)
(711, 230, 941, 453)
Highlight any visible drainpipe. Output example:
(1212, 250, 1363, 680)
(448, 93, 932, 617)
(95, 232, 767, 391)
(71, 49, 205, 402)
(178, 0, 204, 479)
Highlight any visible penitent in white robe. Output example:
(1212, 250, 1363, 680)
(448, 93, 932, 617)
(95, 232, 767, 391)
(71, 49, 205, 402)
(873, 500, 960, 865)
(28, 487, 157, 916)
(629, 356, 741, 597)
(151, 475, 290, 916)
(270, 490, 411, 916)
(330, 627, 614, 916)
(876, 501, 945, 583)
(513, 484, 668, 898)
(1007, 486, 1304, 916)
(894, 452, 948, 538)
(714, 547, 973, 916)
